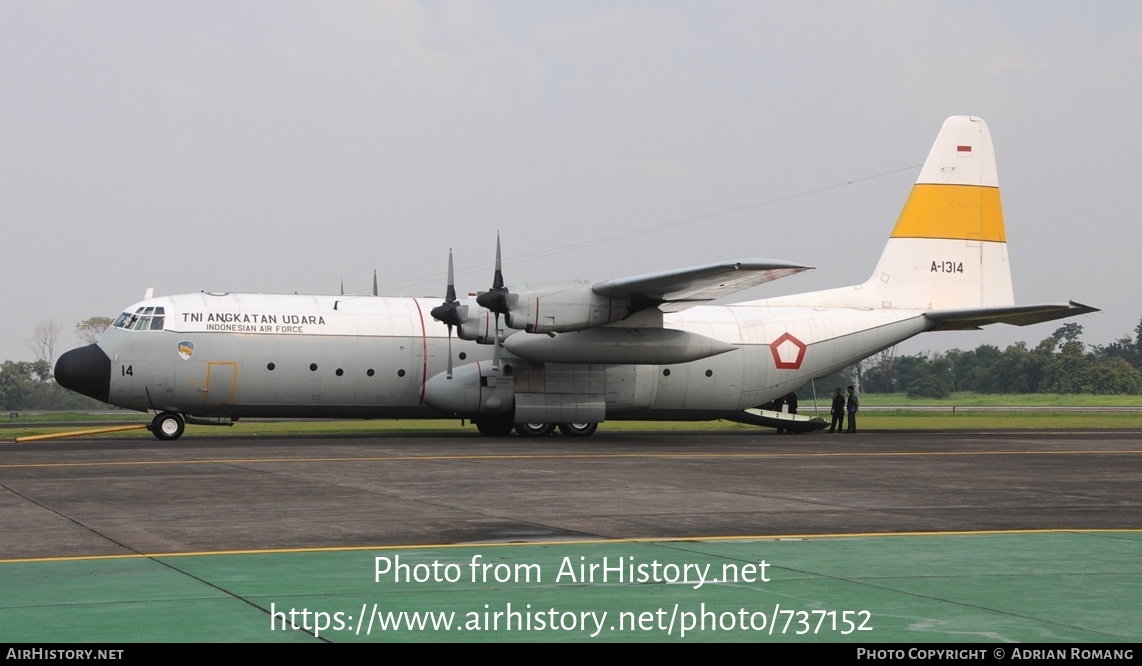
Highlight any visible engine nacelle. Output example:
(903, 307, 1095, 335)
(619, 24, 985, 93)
(425, 358, 609, 423)
(503, 281, 630, 334)
(451, 298, 498, 344)
(423, 361, 514, 417)
(503, 327, 737, 364)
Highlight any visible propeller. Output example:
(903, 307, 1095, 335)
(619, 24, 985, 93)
(430, 250, 463, 379)
(475, 235, 511, 370)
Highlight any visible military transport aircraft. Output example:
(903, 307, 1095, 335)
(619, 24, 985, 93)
(55, 116, 1095, 440)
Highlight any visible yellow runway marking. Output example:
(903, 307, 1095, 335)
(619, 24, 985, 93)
(1, 448, 1140, 470)
(3, 528, 1139, 565)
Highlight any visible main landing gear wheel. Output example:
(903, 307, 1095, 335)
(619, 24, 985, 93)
(151, 411, 185, 441)
(514, 423, 556, 437)
(475, 418, 515, 437)
(557, 422, 598, 437)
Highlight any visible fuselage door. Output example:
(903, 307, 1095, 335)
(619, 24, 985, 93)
(205, 362, 237, 405)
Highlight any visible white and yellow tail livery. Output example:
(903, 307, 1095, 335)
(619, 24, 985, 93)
(762, 116, 1088, 330)
(873, 115, 1012, 310)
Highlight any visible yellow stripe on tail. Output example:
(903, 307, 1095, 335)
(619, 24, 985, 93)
(891, 184, 1005, 243)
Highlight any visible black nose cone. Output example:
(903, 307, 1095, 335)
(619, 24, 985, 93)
(55, 344, 112, 403)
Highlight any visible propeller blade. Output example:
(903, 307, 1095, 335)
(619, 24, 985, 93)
(491, 234, 504, 290)
(430, 250, 462, 326)
(471, 235, 507, 371)
(446, 324, 454, 379)
(475, 234, 510, 315)
(429, 250, 461, 379)
(490, 313, 502, 371)
(444, 250, 457, 304)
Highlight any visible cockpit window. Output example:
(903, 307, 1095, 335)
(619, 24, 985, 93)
(115, 306, 166, 331)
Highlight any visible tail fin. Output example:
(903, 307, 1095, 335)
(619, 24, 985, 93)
(754, 116, 1097, 326)
(762, 116, 1015, 311)
(867, 115, 1013, 309)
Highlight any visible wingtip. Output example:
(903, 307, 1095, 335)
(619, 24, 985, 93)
(1068, 300, 1100, 314)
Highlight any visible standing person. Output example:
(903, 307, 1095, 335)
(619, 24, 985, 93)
(785, 392, 798, 435)
(846, 385, 860, 433)
(773, 394, 787, 434)
(829, 388, 845, 433)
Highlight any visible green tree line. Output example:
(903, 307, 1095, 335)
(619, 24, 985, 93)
(840, 319, 1142, 398)
(0, 359, 109, 411)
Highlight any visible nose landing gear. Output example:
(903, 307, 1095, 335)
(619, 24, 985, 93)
(148, 412, 185, 441)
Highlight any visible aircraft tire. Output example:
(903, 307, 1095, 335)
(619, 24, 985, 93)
(514, 423, 555, 437)
(557, 422, 598, 437)
(475, 419, 514, 437)
(152, 412, 185, 441)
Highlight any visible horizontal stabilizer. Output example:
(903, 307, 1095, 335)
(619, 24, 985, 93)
(593, 259, 810, 312)
(924, 301, 1099, 331)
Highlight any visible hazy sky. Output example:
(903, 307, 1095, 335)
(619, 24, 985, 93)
(3, 1, 1140, 364)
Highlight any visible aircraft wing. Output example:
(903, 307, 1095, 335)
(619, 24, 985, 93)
(592, 259, 810, 312)
(923, 302, 1099, 331)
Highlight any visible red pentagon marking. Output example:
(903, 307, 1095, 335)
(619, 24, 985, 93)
(769, 332, 807, 370)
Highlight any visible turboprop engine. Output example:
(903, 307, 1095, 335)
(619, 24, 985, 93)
(499, 280, 631, 334)
(423, 357, 608, 426)
(450, 297, 497, 344)
(423, 361, 514, 416)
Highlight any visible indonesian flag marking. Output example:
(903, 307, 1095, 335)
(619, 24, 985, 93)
(957, 145, 972, 155)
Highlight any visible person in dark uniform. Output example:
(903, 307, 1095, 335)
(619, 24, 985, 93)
(784, 392, 798, 434)
(846, 385, 860, 433)
(829, 387, 845, 433)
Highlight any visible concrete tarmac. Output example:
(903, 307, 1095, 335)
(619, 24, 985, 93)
(2, 429, 1139, 561)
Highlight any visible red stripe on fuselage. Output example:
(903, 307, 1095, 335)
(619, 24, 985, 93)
(413, 299, 429, 404)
